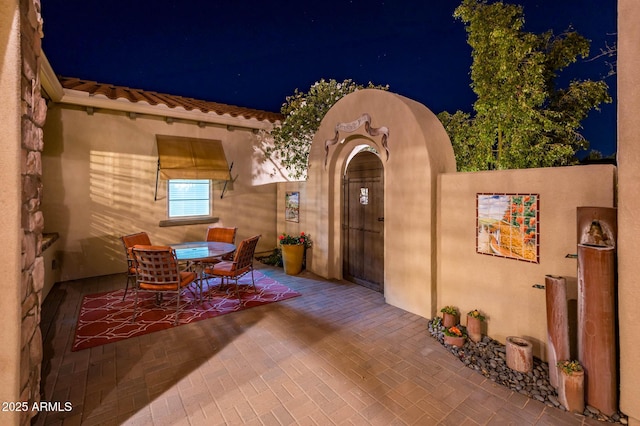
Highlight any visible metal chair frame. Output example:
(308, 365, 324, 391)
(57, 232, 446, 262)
(121, 232, 151, 301)
(131, 245, 197, 325)
(204, 235, 261, 299)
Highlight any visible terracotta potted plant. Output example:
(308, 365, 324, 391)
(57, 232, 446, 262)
(466, 309, 485, 343)
(557, 360, 585, 414)
(440, 306, 460, 328)
(443, 325, 467, 347)
(279, 232, 312, 275)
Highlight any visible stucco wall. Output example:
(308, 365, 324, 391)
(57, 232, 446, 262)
(0, 1, 24, 424)
(305, 89, 456, 319)
(618, 0, 640, 423)
(438, 165, 616, 360)
(276, 181, 306, 240)
(42, 105, 278, 282)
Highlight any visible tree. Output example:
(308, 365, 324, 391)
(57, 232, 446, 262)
(438, 0, 612, 171)
(266, 78, 388, 180)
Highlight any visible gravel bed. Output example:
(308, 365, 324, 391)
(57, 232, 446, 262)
(427, 317, 628, 424)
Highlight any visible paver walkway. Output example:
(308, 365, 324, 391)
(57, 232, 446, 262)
(36, 265, 599, 425)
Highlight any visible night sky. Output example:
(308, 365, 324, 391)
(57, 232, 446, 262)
(41, 1, 617, 157)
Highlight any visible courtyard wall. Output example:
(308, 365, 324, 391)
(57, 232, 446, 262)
(437, 165, 615, 360)
(0, 1, 26, 424)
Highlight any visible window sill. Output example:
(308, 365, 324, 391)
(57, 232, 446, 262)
(159, 217, 219, 227)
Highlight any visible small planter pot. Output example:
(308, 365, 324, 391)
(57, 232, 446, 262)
(442, 312, 459, 328)
(443, 334, 466, 347)
(506, 336, 533, 373)
(558, 369, 585, 414)
(466, 316, 483, 343)
(281, 244, 305, 275)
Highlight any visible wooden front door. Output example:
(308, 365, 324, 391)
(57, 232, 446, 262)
(343, 151, 384, 292)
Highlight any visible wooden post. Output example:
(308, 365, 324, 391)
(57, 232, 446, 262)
(545, 275, 571, 389)
(578, 243, 617, 416)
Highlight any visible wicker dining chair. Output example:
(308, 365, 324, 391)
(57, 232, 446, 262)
(204, 235, 261, 299)
(183, 226, 238, 274)
(205, 226, 237, 261)
(131, 245, 197, 325)
(120, 232, 152, 301)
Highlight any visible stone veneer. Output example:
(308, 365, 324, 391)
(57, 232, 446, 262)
(20, 0, 46, 424)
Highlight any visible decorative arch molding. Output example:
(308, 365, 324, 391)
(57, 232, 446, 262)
(324, 113, 389, 167)
(304, 89, 456, 319)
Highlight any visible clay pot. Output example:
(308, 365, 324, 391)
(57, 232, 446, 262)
(466, 315, 483, 343)
(442, 312, 459, 328)
(558, 369, 585, 414)
(506, 336, 533, 373)
(443, 334, 466, 347)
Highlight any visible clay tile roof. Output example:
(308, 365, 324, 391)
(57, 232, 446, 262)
(58, 76, 283, 124)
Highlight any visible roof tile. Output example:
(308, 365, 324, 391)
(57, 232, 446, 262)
(58, 76, 283, 123)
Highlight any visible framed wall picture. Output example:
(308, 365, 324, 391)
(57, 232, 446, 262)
(285, 191, 300, 223)
(476, 193, 540, 263)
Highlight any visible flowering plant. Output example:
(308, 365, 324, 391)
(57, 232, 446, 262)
(444, 326, 467, 337)
(557, 360, 583, 374)
(279, 232, 312, 248)
(467, 309, 486, 321)
(440, 305, 459, 315)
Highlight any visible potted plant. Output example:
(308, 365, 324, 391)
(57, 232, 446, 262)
(440, 306, 460, 328)
(443, 325, 467, 347)
(556, 360, 585, 413)
(279, 232, 312, 275)
(466, 309, 485, 343)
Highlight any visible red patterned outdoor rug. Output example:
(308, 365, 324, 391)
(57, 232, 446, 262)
(72, 271, 300, 351)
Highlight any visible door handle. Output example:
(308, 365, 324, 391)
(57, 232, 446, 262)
(377, 217, 384, 222)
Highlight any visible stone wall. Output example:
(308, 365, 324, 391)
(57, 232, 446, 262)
(20, 0, 46, 424)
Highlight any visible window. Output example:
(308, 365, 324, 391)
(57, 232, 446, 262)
(168, 179, 210, 218)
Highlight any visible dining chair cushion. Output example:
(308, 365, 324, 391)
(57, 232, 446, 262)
(204, 261, 250, 277)
(138, 271, 196, 291)
(123, 232, 152, 257)
(206, 226, 237, 244)
(124, 236, 153, 273)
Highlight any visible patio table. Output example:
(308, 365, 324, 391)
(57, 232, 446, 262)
(171, 241, 236, 300)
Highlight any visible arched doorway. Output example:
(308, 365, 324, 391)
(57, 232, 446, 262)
(342, 150, 384, 292)
(305, 89, 456, 318)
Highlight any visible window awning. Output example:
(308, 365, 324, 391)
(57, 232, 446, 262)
(156, 135, 230, 181)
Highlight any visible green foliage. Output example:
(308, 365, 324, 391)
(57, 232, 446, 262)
(256, 248, 283, 267)
(440, 305, 459, 315)
(557, 359, 583, 374)
(267, 78, 389, 180)
(439, 0, 612, 171)
(467, 309, 486, 321)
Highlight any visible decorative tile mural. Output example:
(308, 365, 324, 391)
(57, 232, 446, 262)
(476, 193, 539, 263)
(285, 191, 299, 223)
